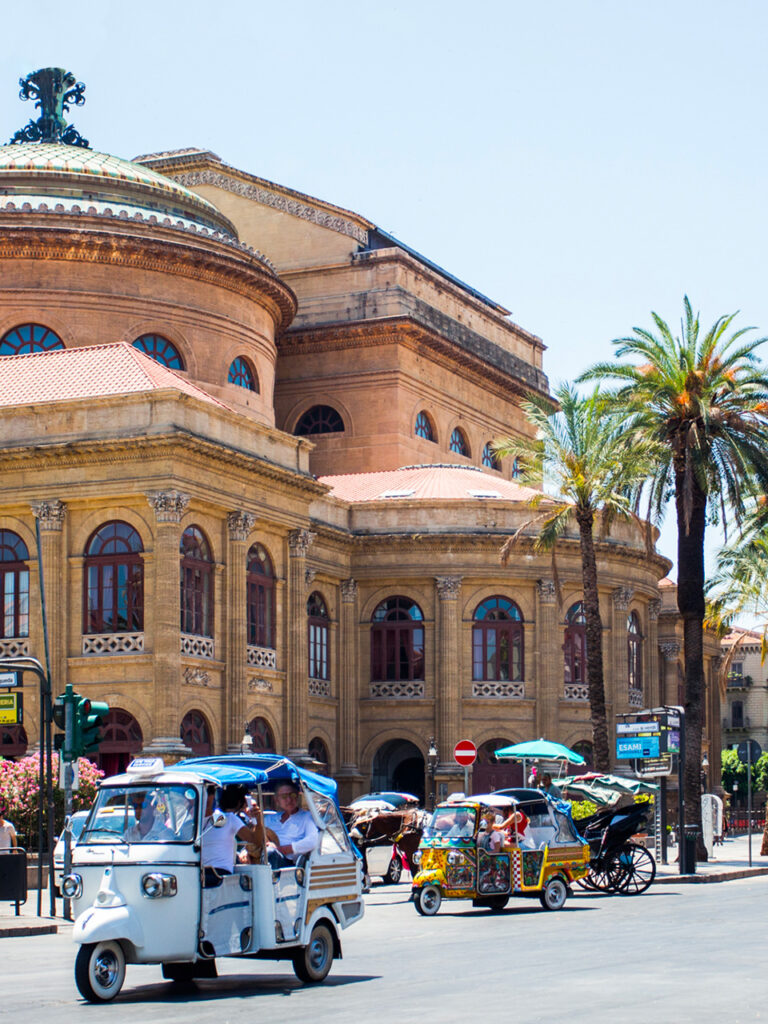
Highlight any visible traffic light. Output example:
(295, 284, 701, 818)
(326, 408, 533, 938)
(53, 685, 81, 760)
(76, 696, 108, 757)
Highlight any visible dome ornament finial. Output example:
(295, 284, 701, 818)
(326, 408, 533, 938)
(9, 67, 89, 148)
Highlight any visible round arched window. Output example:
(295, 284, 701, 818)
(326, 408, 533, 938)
(450, 428, 470, 457)
(294, 405, 345, 435)
(564, 601, 587, 685)
(228, 356, 259, 392)
(0, 324, 64, 356)
(308, 592, 329, 680)
(472, 597, 524, 681)
(0, 530, 29, 640)
(132, 334, 184, 370)
(181, 709, 213, 756)
(371, 596, 424, 682)
(248, 716, 276, 753)
(84, 522, 144, 635)
(180, 526, 213, 637)
(247, 543, 275, 649)
(628, 611, 643, 692)
(482, 443, 501, 470)
(415, 411, 436, 442)
(511, 458, 522, 479)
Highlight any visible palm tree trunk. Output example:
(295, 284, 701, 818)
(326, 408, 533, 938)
(575, 507, 610, 771)
(675, 468, 707, 856)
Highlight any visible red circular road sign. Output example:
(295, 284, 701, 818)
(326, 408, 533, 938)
(454, 739, 477, 766)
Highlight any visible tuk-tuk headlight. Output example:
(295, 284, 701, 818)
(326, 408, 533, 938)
(61, 873, 82, 899)
(412, 850, 422, 865)
(141, 872, 177, 898)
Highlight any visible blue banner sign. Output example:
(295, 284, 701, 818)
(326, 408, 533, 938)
(616, 735, 660, 760)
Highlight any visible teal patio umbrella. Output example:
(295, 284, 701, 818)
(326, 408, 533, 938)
(494, 739, 587, 765)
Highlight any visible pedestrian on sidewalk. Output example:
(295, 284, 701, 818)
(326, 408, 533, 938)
(0, 807, 17, 849)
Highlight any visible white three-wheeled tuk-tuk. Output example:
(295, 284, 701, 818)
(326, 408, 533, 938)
(62, 755, 364, 1002)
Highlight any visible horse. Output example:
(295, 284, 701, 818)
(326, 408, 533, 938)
(345, 807, 425, 877)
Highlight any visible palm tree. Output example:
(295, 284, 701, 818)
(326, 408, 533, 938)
(581, 297, 768, 833)
(494, 383, 661, 771)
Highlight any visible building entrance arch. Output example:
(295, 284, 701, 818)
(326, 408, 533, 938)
(471, 738, 524, 793)
(371, 738, 424, 803)
(0, 725, 27, 760)
(97, 709, 143, 777)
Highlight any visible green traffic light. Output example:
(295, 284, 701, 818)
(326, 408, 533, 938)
(78, 696, 108, 756)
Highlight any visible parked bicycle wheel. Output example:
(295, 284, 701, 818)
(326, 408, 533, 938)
(610, 842, 656, 895)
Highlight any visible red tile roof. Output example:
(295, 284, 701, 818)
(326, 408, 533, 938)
(0, 342, 232, 410)
(319, 464, 541, 503)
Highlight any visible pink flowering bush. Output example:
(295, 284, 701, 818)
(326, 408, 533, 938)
(0, 753, 103, 850)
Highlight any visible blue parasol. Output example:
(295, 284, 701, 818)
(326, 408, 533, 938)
(493, 739, 586, 765)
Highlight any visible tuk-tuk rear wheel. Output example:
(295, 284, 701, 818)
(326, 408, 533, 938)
(292, 923, 334, 984)
(539, 877, 568, 911)
(75, 941, 126, 1003)
(414, 884, 442, 916)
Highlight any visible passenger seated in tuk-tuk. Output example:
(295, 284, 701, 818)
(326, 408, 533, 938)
(261, 781, 319, 869)
(478, 810, 504, 852)
(201, 784, 265, 886)
(496, 806, 530, 846)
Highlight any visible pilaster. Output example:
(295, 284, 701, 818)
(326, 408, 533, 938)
(435, 576, 462, 773)
(225, 511, 255, 753)
(286, 529, 314, 760)
(535, 579, 559, 737)
(30, 500, 67, 693)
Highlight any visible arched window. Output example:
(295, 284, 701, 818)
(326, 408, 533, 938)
(449, 427, 470, 457)
(0, 725, 27, 760)
(98, 708, 143, 776)
(84, 522, 143, 634)
(309, 736, 329, 768)
(371, 596, 424, 682)
(564, 601, 587, 684)
(511, 458, 522, 479)
(180, 526, 213, 637)
(414, 411, 436, 442)
(294, 405, 344, 435)
(248, 716, 276, 753)
(628, 611, 642, 691)
(0, 323, 64, 356)
(181, 709, 213, 756)
(228, 356, 259, 392)
(482, 443, 501, 470)
(247, 543, 275, 649)
(308, 592, 329, 680)
(0, 530, 29, 639)
(472, 596, 524, 681)
(132, 333, 184, 370)
(572, 740, 593, 770)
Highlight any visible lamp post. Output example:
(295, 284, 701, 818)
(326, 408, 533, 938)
(240, 722, 253, 755)
(700, 752, 709, 793)
(427, 736, 439, 810)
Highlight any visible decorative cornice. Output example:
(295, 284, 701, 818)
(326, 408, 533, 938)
(341, 578, 358, 603)
(169, 169, 369, 244)
(30, 499, 66, 530)
(659, 640, 681, 660)
(0, 223, 297, 329)
(613, 586, 634, 610)
(147, 490, 190, 523)
(648, 599, 662, 622)
(537, 579, 557, 604)
(435, 575, 462, 599)
(288, 529, 315, 557)
(227, 510, 256, 541)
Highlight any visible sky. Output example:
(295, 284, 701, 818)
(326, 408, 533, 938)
(2, 0, 766, 579)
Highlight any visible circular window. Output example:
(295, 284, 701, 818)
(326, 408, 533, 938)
(228, 356, 258, 392)
(0, 324, 64, 356)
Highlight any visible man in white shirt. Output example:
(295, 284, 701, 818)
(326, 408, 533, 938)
(201, 785, 263, 886)
(262, 782, 319, 869)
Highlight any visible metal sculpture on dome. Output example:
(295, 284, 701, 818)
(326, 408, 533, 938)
(9, 67, 89, 148)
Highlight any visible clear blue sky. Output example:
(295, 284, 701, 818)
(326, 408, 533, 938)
(3, 0, 767, 576)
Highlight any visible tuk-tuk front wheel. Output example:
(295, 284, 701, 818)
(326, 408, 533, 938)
(414, 884, 442, 916)
(539, 877, 568, 911)
(75, 941, 126, 1003)
(292, 923, 334, 984)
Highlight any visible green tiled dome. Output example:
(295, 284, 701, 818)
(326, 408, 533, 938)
(0, 142, 235, 236)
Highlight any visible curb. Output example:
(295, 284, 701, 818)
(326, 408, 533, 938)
(0, 923, 58, 938)
(655, 866, 768, 885)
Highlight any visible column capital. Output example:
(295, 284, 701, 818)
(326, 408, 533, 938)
(288, 529, 315, 557)
(30, 499, 66, 531)
(227, 510, 256, 541)
(147, 490, 190, 523)
(648, 598, 662, 622)
(659, 639, 681, 660)
(613, 586, 634, 611)
(341, 578, 358, 603)
(537, 578, 557, 604)
(435, 576, 462, 600)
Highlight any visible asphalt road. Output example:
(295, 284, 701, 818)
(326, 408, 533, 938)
(5, 878, 766, 1024)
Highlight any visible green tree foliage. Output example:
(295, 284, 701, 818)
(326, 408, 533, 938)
(581, 298, 768, 829)
(493, 384, 662, 771)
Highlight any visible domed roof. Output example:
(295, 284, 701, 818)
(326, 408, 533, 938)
(0, 141, 236, 237)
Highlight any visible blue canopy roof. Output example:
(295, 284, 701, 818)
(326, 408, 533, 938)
(172, 754, 338, 802)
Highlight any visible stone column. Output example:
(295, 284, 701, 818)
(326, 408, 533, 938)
(336, 578, 364, 802)
(143, 490, 190, 759)
(647, 599, 661, 707)
(226, 511, 255, 753)
(612, 587, 633, 711)
(435, 576, 462, 777)
(535, 579, 559, 738)
(286, 529, 314, 760)
(659, 640, 681, 707)
(30, 500, 67, 693)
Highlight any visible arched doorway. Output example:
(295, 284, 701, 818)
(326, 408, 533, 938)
(180, 709, 213, 757)
(371, 739, 425, 802)
(0, 725, 27, 760)
(97, 709, 143, 776)
(248, 717, 276, 754)
(308, 736, 329, 774)
(572, 740, 593, 771)
(472, 738, 524, 793)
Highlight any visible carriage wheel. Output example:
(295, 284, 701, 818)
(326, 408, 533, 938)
(612, 843, 656, 895)
(414, 885, 441, 916)
(584, 859, 624, 893)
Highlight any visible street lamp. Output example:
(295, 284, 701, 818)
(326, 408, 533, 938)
(427, 736, 439, 810)
(240, 722, 253, 755)
(700, 752, 710, 793)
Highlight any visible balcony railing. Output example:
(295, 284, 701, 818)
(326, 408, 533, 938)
(370, 680, 425, 698)
(82, 632, 144, 655)
(181, 633, 215, 659)
(308, 677, 331, 697)
(247, 645, 277, 670)
(0, 637, 29, 658)
(564, 683, 589, 702)
(471, 681, 525, 698)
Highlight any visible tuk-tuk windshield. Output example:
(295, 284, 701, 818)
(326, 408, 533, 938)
(424, 806, 477, 839)
(82, 784, 199, 844)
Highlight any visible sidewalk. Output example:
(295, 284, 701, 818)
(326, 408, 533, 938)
(0, 890, 72, 939)
(654, 831, 768, 884)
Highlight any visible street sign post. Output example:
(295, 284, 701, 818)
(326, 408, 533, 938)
(454, 739, 477, 795)
(737, 739, 762, 867)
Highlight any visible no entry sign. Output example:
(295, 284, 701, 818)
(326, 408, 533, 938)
(454, 739, 477, 767)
